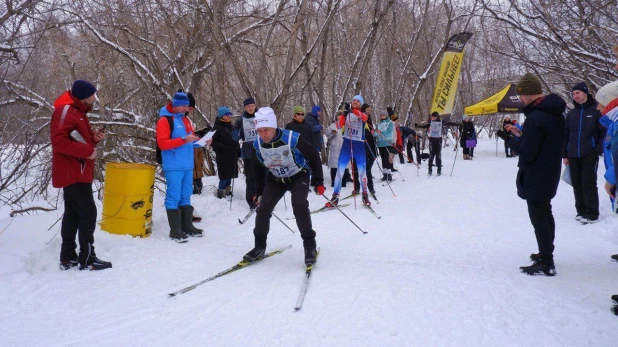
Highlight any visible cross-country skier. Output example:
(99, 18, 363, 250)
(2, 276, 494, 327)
(243, 107, 325, 265)
(415, 112, 459, 176)
(326, 95, 371, 207)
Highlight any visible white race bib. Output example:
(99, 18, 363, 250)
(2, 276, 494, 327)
(243, 117, 258, 142)
(259, 132, 301, 178)
(343, 115, 364, 141)
(429, 121, 442, 138)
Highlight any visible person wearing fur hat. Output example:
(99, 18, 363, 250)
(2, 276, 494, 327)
(157, 91, 204, 242)
(562, 82, 605, 224)
(244, 107, 325, 265)
(206, 107, 240, 199)
(285, 106, 314, 147)
(304, 105, 324, 152)
(326, 95, 371, 207)
(51, 79, 112, 271)
(504, 72, 566, 276)
(234, 97, 259, 210)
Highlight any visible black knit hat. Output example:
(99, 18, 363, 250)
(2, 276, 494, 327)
(516, 73, 542, 95)
(571, 82, 589, 94)
(431, 111, 440, 119)
(243, 97, 255, 106)
(361, 103, 370, 112)
(71, 80, 97, 100)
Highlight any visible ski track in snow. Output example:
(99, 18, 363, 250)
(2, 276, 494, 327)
(1, 139, 618, 346)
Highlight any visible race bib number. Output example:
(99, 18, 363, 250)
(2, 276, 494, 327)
(343, 116, 363, 141)
(243, 117, 258, 141)
(429, 121, 442, 138)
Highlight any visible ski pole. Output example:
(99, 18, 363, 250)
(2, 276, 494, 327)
(321, 195, 367, 234)
(392, 162, 405, 181)
(450, 137, 460, 177)
(272, 211, 295, 233)
(283, 194, 288, 210)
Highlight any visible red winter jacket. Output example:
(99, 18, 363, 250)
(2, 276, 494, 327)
(50, 91, 98, 188)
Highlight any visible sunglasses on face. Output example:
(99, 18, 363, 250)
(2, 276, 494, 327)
(295, 113, 305, 116)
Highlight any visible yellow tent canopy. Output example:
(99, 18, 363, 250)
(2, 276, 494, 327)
(464, 84, 523, 116)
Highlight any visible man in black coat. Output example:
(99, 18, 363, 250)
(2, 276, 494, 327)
(506, 73, 566, 277)
(234, 97, 258, 210)
(562, 82, 605, 224)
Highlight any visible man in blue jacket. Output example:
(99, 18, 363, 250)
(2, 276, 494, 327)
(506, 73, 566, 276)
(562, 82, 605, 224)
(305, 105, 324, 152)
(244, 107, 325, 265)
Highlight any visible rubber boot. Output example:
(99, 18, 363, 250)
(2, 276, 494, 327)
(167, 209, 188, 243)
(179, 205, 203, 237)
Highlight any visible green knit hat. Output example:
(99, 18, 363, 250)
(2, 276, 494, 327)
(516, 73, 542, 95)
(292, 106, 305, 115)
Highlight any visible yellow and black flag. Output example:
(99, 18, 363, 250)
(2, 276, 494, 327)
(430, 32, 473, 117)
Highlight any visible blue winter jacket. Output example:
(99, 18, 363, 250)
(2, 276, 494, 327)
(159, 106, 197, 171)
(562, 96, 604, 158)
(600, 108, 618, 185)
(374, 118, 395, 147)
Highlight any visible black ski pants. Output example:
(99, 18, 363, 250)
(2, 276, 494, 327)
(527, 199, 555, 260)
(253, 174, 316, 249)
(428, 138, 442, 170)
(378, 146, 393, 171)
(60, 182, 97, 262)
(568, 153, 599, 219)
(407, 141, 421, 164)
(243, 158, 256, 208)
(330, 168, 351, 187)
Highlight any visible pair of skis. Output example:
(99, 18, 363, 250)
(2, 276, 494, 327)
(167, 245, 319, 311)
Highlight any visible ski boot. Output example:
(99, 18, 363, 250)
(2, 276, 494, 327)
(362, 193, 371, 206)
(243, 247, 266, 263)
(325, 193, 339, 208)
(304, 247, 318, 265)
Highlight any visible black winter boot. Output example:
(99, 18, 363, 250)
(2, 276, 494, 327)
(216, 189, 225, 199)
(167, 209, 188, 243)
(520, 257, 555, 276)
(78, 243, 112, 271)
(179, 206, 203, 237)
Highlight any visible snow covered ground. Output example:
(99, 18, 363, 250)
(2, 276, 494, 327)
(1, 138, 618, 347)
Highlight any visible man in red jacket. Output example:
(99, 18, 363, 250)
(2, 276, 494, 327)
(51, 80, 112, 271)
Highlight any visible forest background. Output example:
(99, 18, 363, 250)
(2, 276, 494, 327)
(1, 0, 617, 211)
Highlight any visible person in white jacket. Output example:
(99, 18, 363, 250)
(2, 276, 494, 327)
(325, 116, 351, 187)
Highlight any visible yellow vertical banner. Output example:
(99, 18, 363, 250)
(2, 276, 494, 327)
(429, 32, 473, 117)
(430, 51, 464, 116)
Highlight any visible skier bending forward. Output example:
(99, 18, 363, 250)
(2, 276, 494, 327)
(244, 107, 326, 265)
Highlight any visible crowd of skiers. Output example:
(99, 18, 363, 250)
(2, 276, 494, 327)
(48, 44, 618, 315)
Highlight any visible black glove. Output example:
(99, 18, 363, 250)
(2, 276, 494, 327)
(342, 102, 351, 115)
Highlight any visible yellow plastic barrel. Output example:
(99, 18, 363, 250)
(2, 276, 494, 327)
(100, 162, 155, 237)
